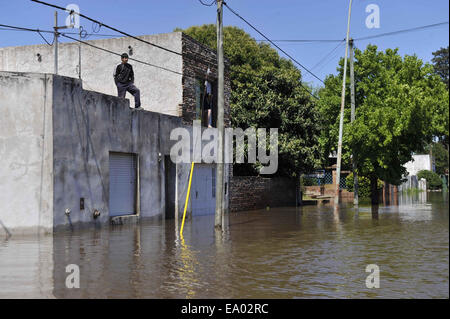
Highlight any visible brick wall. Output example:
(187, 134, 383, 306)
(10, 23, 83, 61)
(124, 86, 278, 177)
(230, 176, 297, 212)
(181, 33, 231, 127)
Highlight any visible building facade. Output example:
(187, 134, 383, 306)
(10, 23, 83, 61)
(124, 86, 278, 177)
(0, 32, 231, 235)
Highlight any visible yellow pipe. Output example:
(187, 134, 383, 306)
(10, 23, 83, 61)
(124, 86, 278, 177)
(180, 162, 195, 237)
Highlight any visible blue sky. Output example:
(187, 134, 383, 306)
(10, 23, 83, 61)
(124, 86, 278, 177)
(1, 0, 448, 87)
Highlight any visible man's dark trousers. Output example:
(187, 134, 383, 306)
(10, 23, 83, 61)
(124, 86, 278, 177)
(117, 82, 141, 108)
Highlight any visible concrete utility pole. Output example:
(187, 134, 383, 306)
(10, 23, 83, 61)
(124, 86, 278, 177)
(215, 0, 224, 229)
(54, 11, 58, 74)
(334, 0, 353, 207)
(53, 10, 75, 75)
(78, 27, 82, 79)
(349, 38, 358, 207)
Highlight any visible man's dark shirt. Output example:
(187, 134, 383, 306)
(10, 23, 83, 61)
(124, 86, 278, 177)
(114, 63, 134, 84)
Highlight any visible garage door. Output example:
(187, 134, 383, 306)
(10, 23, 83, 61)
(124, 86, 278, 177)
(109, 152, 137, 217)
(190, 165, 216, 216)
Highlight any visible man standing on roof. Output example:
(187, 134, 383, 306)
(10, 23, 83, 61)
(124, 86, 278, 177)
(114, 53, 142, 110)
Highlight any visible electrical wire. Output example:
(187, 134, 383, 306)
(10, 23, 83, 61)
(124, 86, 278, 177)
(256, 39, 343, 43)
(223, 2, 327, 85)
(1, 23, 318, 100)
(354, 21, 449, 41)
(62, 31, 319, 100)
(198, 0, 216, 6)
(253, 22, 449, 43)
(0, 23, 117, 37)
(60, 33, 184, 76)
(0, 23, 53, 33)
(233, 67, 319, 100)
(31, 0, 183, 57)
(37, 30, 54, 45)
(310, 41, 345, 71)
(313, 43, 346, 74)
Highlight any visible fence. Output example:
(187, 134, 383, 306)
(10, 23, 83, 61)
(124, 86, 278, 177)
(303, 170, 347, 189)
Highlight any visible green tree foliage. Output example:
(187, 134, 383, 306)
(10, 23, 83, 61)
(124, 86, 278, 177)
(345, 173, 383, 198)
(431, 46, 450, 149)
(175, 25, 321, 177)
(432, 142, 449, 175)
(417, 169, 443, 190)
(432, 46, 449, 89)
(318, 45, 448, 202)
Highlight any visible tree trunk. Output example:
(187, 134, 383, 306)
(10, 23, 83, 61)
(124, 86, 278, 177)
(370, 175, 379, 219)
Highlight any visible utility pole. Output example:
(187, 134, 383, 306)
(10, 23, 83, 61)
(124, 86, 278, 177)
(349, 38, 358, 207)
(54, 11, 58, 74)
(53, 10, 75, 75)
(215, 0, 224, 229)
(78, 27, 82, 79)
(334, 0, 353, 207)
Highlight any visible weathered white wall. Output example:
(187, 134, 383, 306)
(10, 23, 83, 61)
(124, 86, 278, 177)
(404, 154, 433, 176)
(1, 71, 229, 232)
(0, 71, 54, 235)
(0, 32, 183, 116)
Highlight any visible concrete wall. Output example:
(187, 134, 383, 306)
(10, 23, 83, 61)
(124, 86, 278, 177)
(1, 71, 230, 232)
(404, 154, 434, 176)
(51, 73, 191, 229)
(0, 71, 54, 235)
(0, 32, 183, 116)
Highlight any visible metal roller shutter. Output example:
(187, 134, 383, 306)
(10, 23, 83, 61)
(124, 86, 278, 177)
(109, 152, 137, 217)
(190, 164, 216, 216)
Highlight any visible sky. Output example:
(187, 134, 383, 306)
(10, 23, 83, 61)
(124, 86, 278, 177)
(1, 0, 449, 87)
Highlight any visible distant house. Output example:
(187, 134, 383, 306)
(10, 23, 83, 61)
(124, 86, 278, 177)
(404, 154, 435, 176)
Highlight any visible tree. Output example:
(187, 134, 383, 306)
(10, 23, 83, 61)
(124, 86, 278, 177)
(318, 45, 449, 205)
(432, 142, 449, 176)
(175, 25, 321, 177)
(431, 47, 449, 167)
(432, 46, 449, 89)
(417, 170, 442, 190)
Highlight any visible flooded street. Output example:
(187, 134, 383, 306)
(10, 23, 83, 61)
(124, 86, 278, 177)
(0, 192, 448, 299)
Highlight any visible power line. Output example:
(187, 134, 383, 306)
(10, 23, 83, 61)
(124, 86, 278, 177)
(60, 33, 184, 76)
(62, 32, 320, 100)
(2, 20, 318, 100)
(198, 0, 216, 6)
(354, 21, 449, 41)
(234, 67, 319, 100)
(0, 23, 53, 34)
(313, 42, 346, 74)
(310, 41, 345, 71)
(61, 32, 319, 99)
(223, 2, 326, 85)
(37, 30, 54, 45)
(253, 21, 449, 43)
(31, 0, 183, 57)
(256, 39, 343, 43)
(0, 23, 117, 37)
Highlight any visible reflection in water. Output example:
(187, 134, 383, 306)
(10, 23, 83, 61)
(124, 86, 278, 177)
(0, 192, 448, 298)
(178, 234, 200, 299)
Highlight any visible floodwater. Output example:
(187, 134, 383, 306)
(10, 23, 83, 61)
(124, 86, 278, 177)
(0, 192, 448, 299)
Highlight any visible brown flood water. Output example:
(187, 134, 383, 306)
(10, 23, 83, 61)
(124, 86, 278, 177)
(0, 192, 448, 299)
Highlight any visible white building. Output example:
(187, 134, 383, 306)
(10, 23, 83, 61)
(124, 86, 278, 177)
(403, 154, 435, 176)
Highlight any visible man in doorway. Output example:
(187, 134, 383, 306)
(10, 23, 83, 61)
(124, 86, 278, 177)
(203, 68, 213, 128)
(114, 53, 142, 110)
